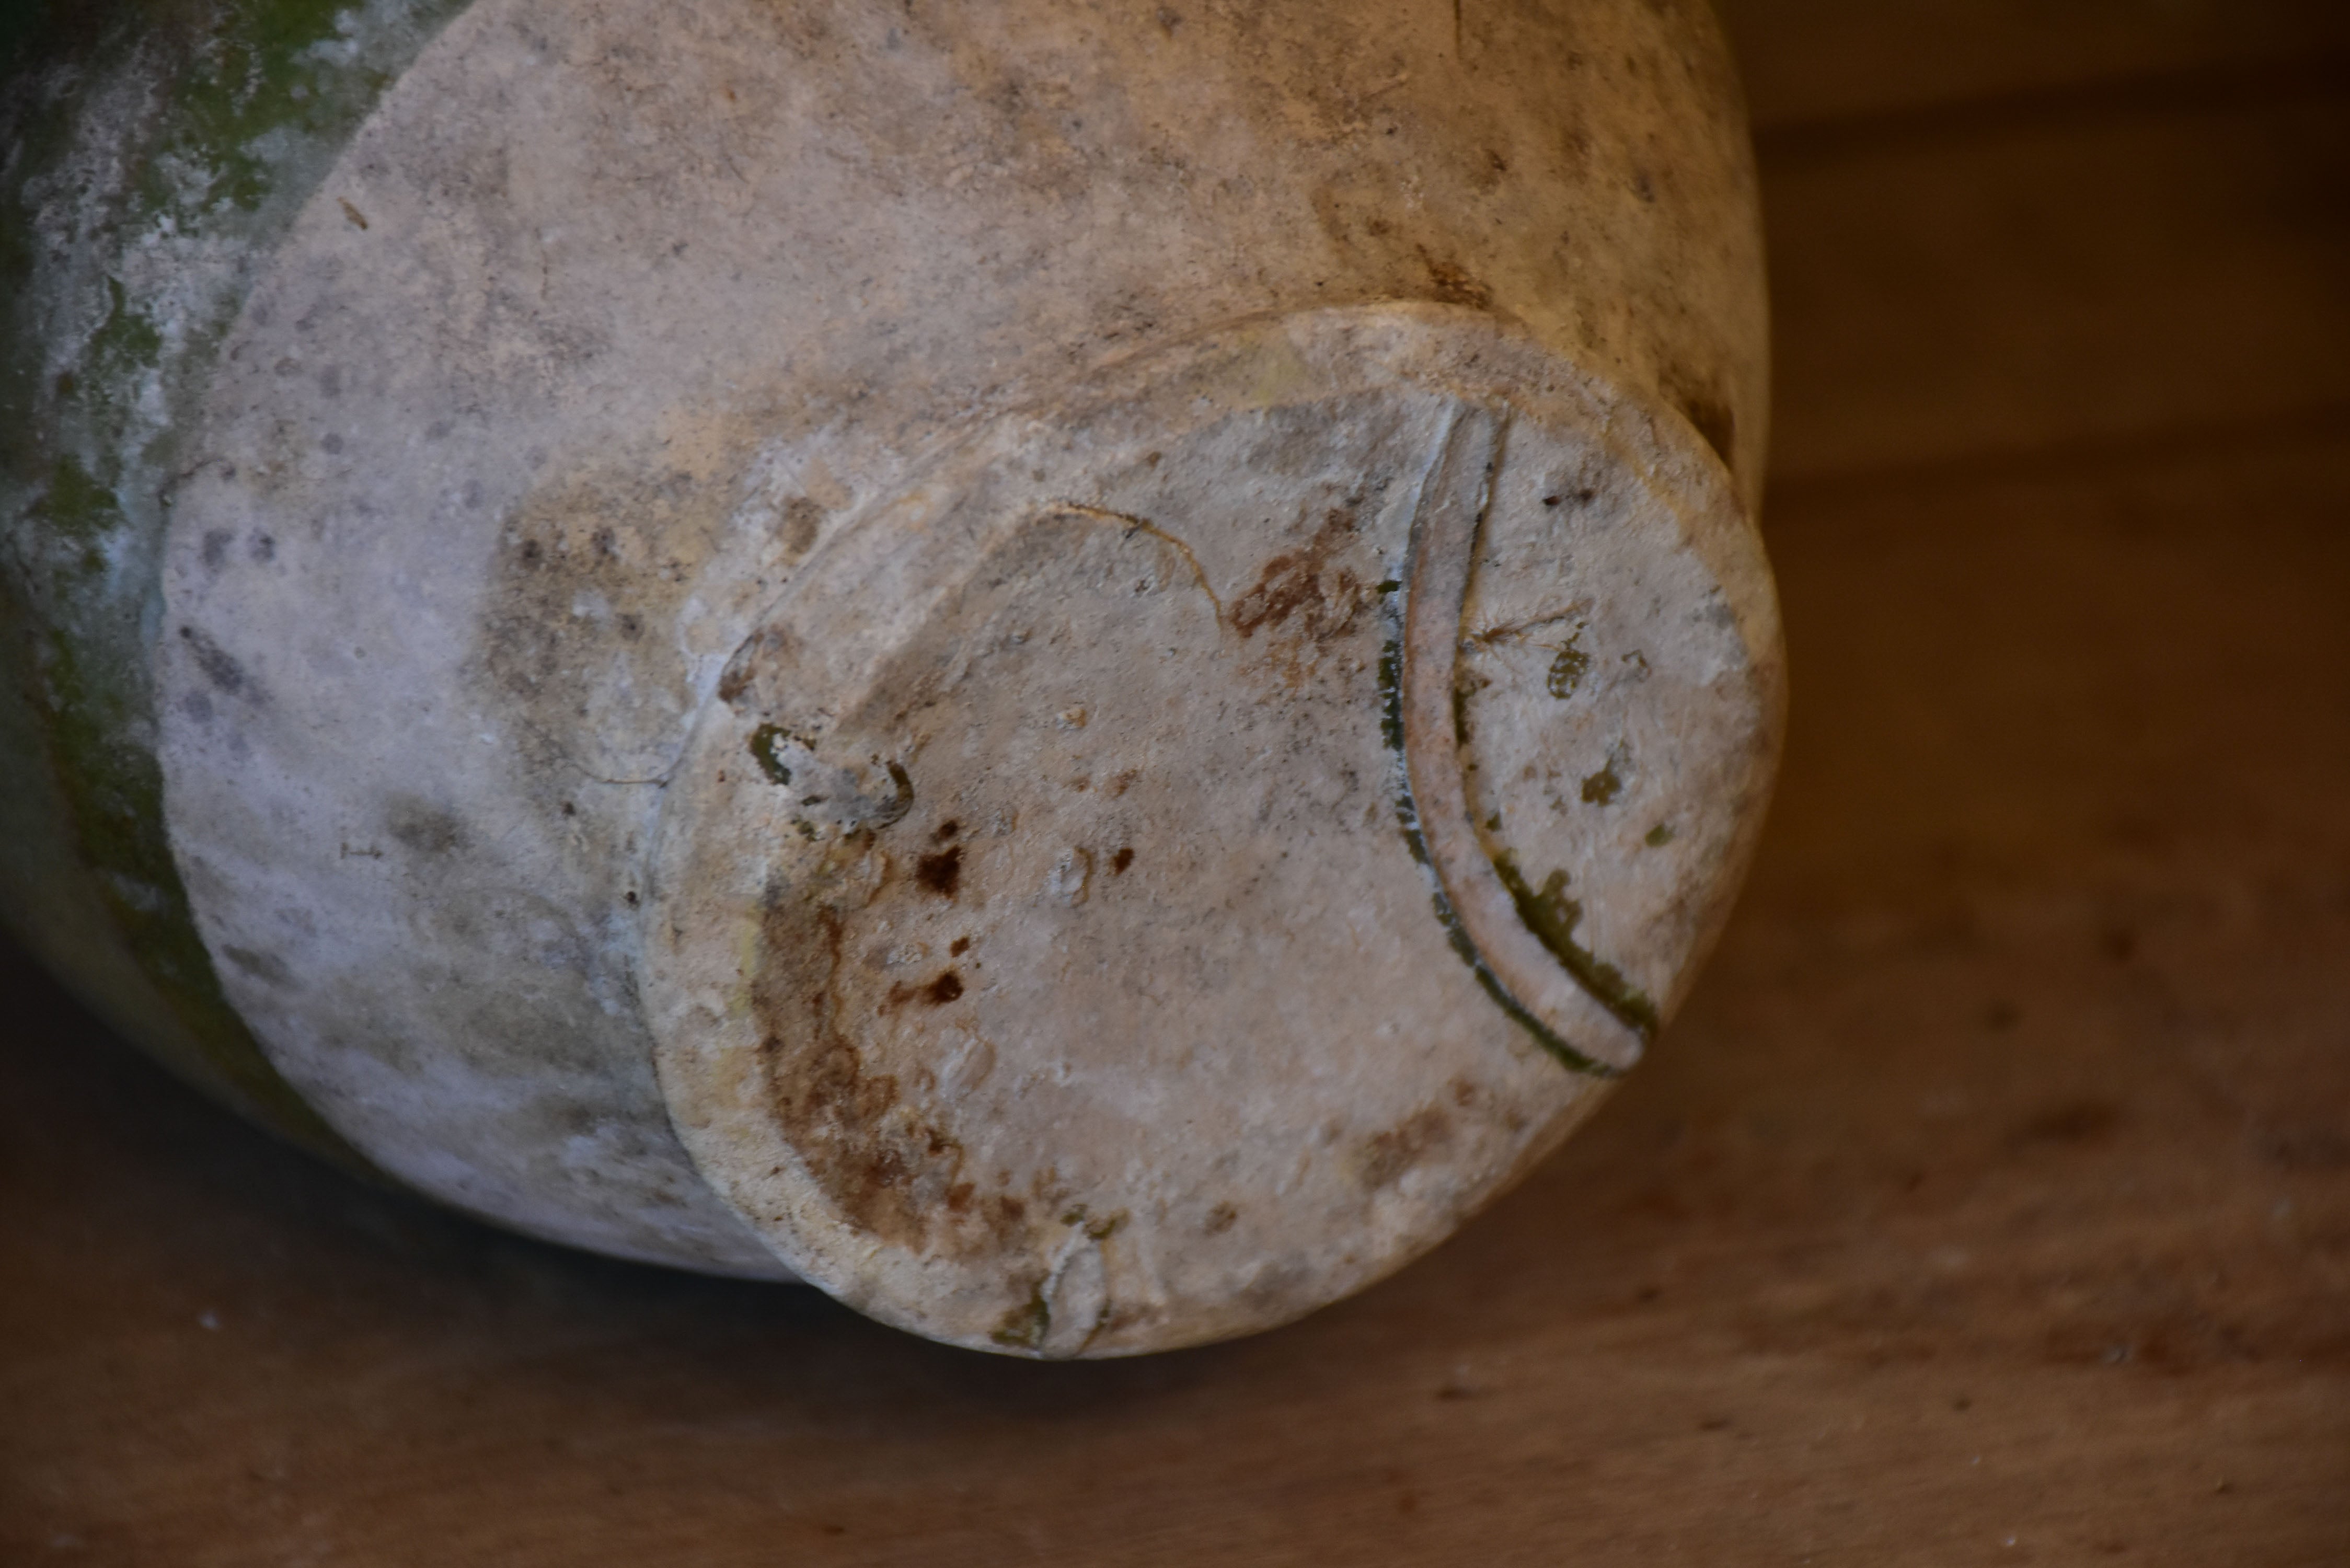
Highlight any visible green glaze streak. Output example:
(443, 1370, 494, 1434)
(1545, 639, 1589, 699)
(1376, 636, 1407, 757)
(0, 0, 472, 1169)
(1491, 855, 1658, 1042)
(1377, 622, 1620, 1080)
(747, 724, 797, 786)
(876, 761, 917, 829)
(16, 542, 350, 1150)
(990, 1282, 1051, 1352)
(1374, 576, 1406, 752)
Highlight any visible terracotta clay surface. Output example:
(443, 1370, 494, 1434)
(5, 0, 2347, 1553)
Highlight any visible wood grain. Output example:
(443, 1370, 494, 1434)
(1725, 0, 2350, 130)
(1764, 80, 2350, 481)
(6, 6, 2349, 1562)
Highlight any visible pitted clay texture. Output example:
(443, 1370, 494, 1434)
(150, 0, 1774, 1309)
(642, 313, 1778, 1353)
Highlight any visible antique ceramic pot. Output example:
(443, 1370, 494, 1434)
(0, 0, 1781, 1354)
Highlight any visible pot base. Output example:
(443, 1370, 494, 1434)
(643, 306, 1781, 1354)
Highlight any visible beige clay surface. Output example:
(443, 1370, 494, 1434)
(149, 0, 1776, 1349)
(646, 309, 1776, 1351)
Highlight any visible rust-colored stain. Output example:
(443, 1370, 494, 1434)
(1230, 504, 1368, 679)
(914, 844, 962, 898)
(1419, 253, 1494, 310)
(753, 869, 1048, 1261)
(883, 969, 965, 1011)
(754, 906, 935, 1247)
(1358, 1105, 1454, 1191)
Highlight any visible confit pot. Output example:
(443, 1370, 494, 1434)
(0, 0, 1781, 1355)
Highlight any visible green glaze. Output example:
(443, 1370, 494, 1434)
(989, 1282, 1051, 1352)
(1545, 638, 1589, 699)
(1491, 855, 1660, 1042)
(1377, 620, 1622, 1079)
(0, 0, 473, 1166)
(747, 724, 799, 786)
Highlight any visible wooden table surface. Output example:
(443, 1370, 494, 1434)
(7, 4, 2349, 1562)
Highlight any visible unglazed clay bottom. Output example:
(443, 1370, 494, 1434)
(3, 0, 1780, 1354)
(640, 309, 1778, 1352)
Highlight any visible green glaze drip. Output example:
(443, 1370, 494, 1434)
(876, 760, 917, 828)
(20, 587, 357, 1153)
(1491, 855, 1659, 1042)
(1375, 630, 1408, 760)
(1377, 624, 1618, 1079)
(1545, 639, 1589, 699)
(990, 1282, 1051, 1352)
(747, 723, 796, 786)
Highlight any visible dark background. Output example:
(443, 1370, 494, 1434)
(7, 2, 2349, 1561)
